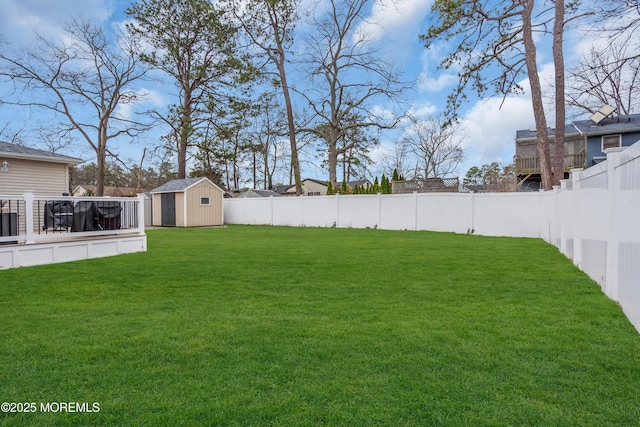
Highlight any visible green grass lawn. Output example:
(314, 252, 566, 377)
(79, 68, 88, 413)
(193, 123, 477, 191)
(1, 226, 639, 426)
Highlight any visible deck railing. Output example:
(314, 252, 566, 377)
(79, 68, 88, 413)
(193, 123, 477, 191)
(0, 192, 145, 245)
(515, 153, 587, 175)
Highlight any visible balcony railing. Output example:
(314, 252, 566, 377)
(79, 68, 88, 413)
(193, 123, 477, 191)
(515, 153, 586, 175)
(0, 192, 145, 245)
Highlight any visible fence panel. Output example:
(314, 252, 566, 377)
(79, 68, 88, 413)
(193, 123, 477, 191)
(416, 193, 469, 233)
(272, 197, 302, 226)
(613, 141, 640, 330)
(336, 195, 380, 229)
(302, 196, 338, 228)
(473, 193, 546, 238)
(380, 194, 416, 230)
(223, 198, 272, 225)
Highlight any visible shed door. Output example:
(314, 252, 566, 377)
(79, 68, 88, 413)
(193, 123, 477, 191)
(161, 193, 176, 226)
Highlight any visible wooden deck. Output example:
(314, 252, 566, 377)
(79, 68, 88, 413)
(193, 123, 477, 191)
(515, 153, 586, 175)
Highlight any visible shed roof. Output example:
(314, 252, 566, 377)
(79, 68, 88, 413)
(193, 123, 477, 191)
(0, 141, 84, 165)
(150, 177, 222, 193)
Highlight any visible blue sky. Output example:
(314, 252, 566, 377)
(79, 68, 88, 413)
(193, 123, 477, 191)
(0, 0, 610, 185)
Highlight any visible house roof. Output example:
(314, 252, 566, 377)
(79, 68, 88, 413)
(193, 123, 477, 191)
(516, 113, 640, 141)
(151, 177, 222, 193)
(237, 189, 281, 198)
(572, 113, 640, 137)
(515, 127, 581, 142)
(74, 184, 150, 197)
(303, 178, 329, 186)
(0, 141, 84, 165)
(273, 179, 372, 194)
(272, 184, 294, 195)
(344, 180, 371, 187)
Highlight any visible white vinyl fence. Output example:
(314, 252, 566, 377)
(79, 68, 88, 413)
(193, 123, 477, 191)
(225, 142, 640, 332)
(226, 191, 552, 237)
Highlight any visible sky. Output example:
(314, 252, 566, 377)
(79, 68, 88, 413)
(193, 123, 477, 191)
(0, 0, 612, 185)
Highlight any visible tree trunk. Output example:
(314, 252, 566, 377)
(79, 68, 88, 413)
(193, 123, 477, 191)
(96, 125, 108, 196)
(553, 0, 566, 187)
(96, 147, 106, 197)
(328, 140, 338, 188)
(276, 54, 302, 195)
(178, 96, 191, 180)
(522, 0, 553, 190)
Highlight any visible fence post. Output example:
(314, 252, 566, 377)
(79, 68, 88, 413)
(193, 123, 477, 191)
(552, 185, 561, 247)
(605, 147, 625, 301)
(413, 191, 418, 231)
(270, 196, 274, 225)
(378, 192, 382, 229)
(470, 191, 475, 234)
(137, 194, 146, 235)
(570, 169, 583, 269)
(559, 180, 569, 256)
(23, 191, 35, 244)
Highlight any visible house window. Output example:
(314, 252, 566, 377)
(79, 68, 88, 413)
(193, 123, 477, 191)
(602, 134, 621, 151)
(200, 197, 210, 205)
(307, 192, 320, 196)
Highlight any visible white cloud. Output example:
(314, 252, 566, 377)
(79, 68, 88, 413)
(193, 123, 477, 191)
(357, 0, 434, 43)
(115, 87, 166, 122)
(0, 0, 114, 45)
(407, 103, 438, 120)
(354, 0, 434, 61)
(418, 72, 457, 92)
(459, 96, 534, 167)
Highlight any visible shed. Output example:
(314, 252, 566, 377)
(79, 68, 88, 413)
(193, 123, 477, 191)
(151, 178, 224, 227)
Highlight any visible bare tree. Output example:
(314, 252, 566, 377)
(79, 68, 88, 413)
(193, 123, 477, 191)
(566, 35, 640, 116)
(299, 0, 407, 189)
(403, 116, 464, 179)
(249, 91, 289, 189)
(0, 124, 25, 145)
(593, 0, 640, 50)
(227, 0, 303, 195)
(376, 138, 411, 180)
(0, 19, 151, 195)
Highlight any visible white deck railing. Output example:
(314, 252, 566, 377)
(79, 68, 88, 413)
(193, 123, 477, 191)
(0, 192, 146, 245)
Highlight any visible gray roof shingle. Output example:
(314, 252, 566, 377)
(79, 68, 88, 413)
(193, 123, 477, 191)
(572, 113, 640, 136)
(0, 141, 83, 164)
(151, 178, 208, 193)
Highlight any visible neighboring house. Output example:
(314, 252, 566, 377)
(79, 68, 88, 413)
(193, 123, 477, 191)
(150, 177, 224, 227)
(573, 113, 640, 166)
(515, 112, 640, 190)
(274, 178, 372, 196)
(0, 141, 83, 196)
(237, 189, 281, 198)
(515, 126, 585, 191)
(273, 184, 295, 196)
(72, 185, 150, 197)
